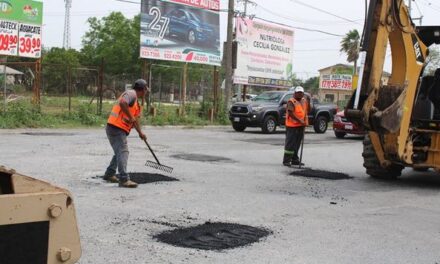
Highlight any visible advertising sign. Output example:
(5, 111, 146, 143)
(0, 21, 19, 56)
(234, 18, 294, 88)
(18, 23, 41, 58)
(140, 0, 220, 66)
(320, 74, 353, 90)
(0, 0, 42, 58)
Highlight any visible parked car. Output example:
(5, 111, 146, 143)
(231, 93, 257, 103)
(333, 110, 366, 138)
(164, 9, 219, 47)
(229, 91, 338, 134)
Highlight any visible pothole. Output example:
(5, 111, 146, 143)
(95, 173, 178, 184)
(22, 132, 75, 136)
(290, 169, 351, 180)
(171, 154, 234, 163)
(128, 173, 178, 184)
(154, 222, 270, 250)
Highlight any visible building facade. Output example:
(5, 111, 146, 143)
(318, 64, 355, 106)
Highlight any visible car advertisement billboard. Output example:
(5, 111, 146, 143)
(140, 0, 220, 66)
(320, 74, 353, 90)
(234, 18, 294, 88)
(0, 0, 42, 58)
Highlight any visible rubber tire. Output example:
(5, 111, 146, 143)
(334, 131, 346, 138)
(188, 30, 196, 45)
(362, 135, 403, 179)
(413, 167, 429, 172)
(261, 116, 277, 134)
(313, 115, 328, 133)
(232, 123, 246, 132)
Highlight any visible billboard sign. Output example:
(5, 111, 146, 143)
(234, 18, 294, 88)
(0, 0, 42, 58)
(320, 74, 353, 90)
(140, 0, 221, 66)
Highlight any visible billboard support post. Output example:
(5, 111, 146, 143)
(213, 66, 219, 118)
(3, 62, 6, 112)
(181, 63, 187, 115)
(242, 85, 247, 102)
(225, 0, 235, 112)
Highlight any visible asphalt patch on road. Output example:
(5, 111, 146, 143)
(154, 222, 270, 250)
(22, 132, 76, 136)
(126, 173, 178, 184)
(95, 173, 178, 184)
(171, 154, 234, 163)
(290, 169, 352, 180)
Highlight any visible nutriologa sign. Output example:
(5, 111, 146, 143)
(234, 18, 294, 88)
(0, 0, 43, 58)
(140, 0, 220, 66)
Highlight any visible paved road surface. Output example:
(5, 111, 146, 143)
(1, 127, 440, 264)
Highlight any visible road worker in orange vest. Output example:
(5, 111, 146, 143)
(283, 86, 309, 167)
(104, 79, 149, 188)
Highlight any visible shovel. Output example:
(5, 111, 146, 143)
(143, 139, 173, 173)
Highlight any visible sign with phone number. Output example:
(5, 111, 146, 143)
(248, 76, 292, 87)
(0, 20, 41, 58)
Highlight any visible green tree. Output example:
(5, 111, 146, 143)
(289, 73, 303, 88)
(81, 12, 141, 75)
(340, 29, 360, 74)
(303, 76, 319, 95)
(42, 47, 80, 94)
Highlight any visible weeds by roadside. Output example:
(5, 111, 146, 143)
(0, 97, 230, 128)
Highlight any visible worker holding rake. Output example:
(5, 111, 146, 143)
(283, 86, 309, 167)
(103, 79, 149, 188)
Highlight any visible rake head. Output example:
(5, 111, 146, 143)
(145, 160, 174, 174)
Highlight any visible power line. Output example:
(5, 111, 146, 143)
(114, 0, 140, 4)
(254, 16, 344, 37)
(256, 2, 363, 26)
(418, 0, 440, 13)
(289, 0, 361, 25)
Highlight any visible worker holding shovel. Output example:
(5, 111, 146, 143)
(103, 79, 149, 188)
(283, 86, 309, 167)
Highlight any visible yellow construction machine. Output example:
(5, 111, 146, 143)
(0, 166, 81, 264)
(346, 0, 440, 179)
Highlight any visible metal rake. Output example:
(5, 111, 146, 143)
(143, 139, 173, 173)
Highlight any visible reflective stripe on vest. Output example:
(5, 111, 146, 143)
(285, 97, 307, 128)
(107, 96, 141, 133)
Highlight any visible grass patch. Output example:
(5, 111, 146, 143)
(0, 96, 229, 128)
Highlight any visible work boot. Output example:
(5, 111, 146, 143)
(103, 175, 119, 183)
(291, 160, 304, 166)
(118, 180, 138, 188)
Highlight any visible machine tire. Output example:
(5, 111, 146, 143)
(334, 131, 346, 138)
(232, 123, 246, 132)
(362, 135, 403, 179)
(313, 115, 328, 133)
(413, 167, 429, 172)
(262, 115, 277, 134)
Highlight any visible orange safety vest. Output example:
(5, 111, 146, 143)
(107, 94, 141, 133)
(286, 97, 308, 128)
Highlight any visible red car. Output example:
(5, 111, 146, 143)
(333, 111, 366, 138)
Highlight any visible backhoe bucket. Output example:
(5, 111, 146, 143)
(0, 166, 81, 264)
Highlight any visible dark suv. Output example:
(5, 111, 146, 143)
(229, 91, 338, 134)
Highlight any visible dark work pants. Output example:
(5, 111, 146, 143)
(105, 124, 130, 182)
(283, 126, 305, 164)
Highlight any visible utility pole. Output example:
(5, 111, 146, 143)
(408, 0, 423, 26)
(63, 0, 72, 49)
(224, 0, 234, 112)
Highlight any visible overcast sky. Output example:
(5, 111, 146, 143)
(43, 0, 439, 79)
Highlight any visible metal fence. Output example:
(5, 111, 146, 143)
(0, 61, 221, 121)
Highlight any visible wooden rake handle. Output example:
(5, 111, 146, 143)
(144, 139, 161, 165)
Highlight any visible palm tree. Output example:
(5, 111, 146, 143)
(340, 29, 360, 74)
